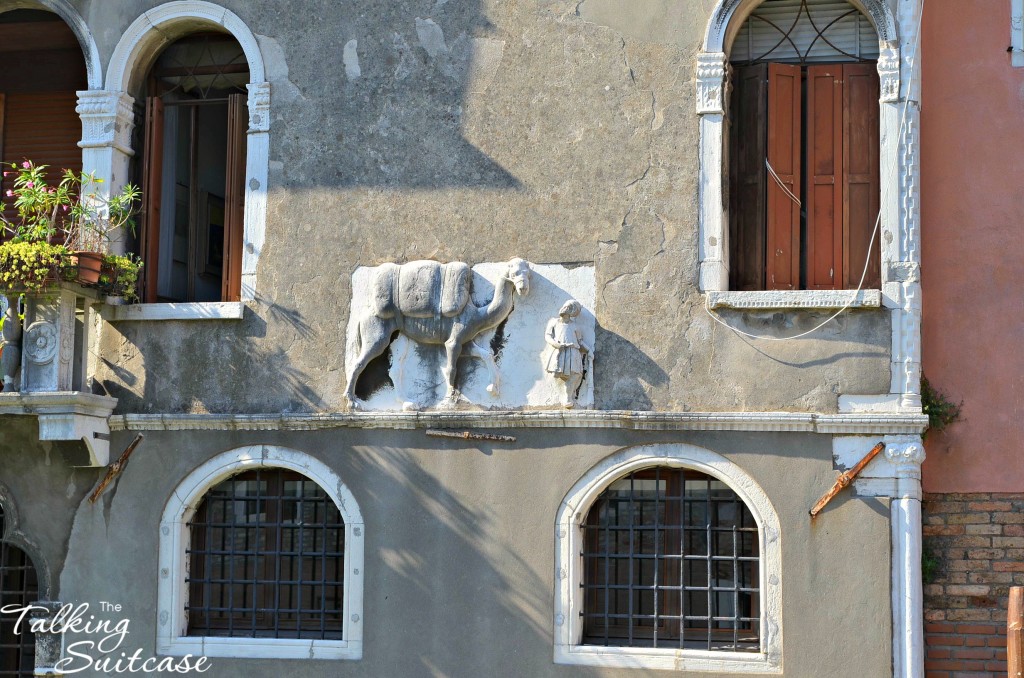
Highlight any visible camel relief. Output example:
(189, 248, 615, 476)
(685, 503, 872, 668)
(345, 258, 532, 408)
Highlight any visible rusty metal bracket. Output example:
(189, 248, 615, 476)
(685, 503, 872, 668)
(809, 441, 884, 517)
(425, 429, 516, 443)
(88, 433, 144, 504)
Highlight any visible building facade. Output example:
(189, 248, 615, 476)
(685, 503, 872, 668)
(0, 0, 928, 676)
(920, 1, 1024, 675)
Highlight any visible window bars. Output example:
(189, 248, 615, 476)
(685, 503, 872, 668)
(581, 468, 761, 652)
(185, 469, 346, 640)
(0, 507, 38, 678)
(732, 0, 880, 64)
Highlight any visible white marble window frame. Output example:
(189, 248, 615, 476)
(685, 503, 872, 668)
(1013, 0, 1024, 67)
(553, 443, 783, 673)
(696, 0, 902, 311)
(156, 446, 364, 660)
(74, 1, 271, 319)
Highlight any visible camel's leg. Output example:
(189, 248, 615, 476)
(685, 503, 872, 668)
(464, 338, 500, 396)
(345, 315, 397, 407)
(441, 336, 465, 402)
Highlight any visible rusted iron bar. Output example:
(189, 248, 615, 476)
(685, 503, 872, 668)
(88, 434, 144, 504)
(809, 441, 885, 518)
(1010, 587, 1024, 678)
(425, 429, 516, 443)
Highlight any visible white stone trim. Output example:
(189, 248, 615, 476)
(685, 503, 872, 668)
(107, 410, 929, 434)
(101, 1, 270, 301)
(157, 446, 364, 660)
(553, 443, 782, 673)
(101, 301, 245, 322)
(1013, 0, 1024, 67)
(706, 289, 882, 310)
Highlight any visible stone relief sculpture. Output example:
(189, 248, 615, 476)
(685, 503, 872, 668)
(0, 295, 21, 392)
(544, 299, 591, 408)
(345, 258, 532, 408)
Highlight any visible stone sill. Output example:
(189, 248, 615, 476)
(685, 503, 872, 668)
(0, 391, 117, 417)
(102, 301, 245, 322)
(706, 289, 882, 310)
(109, 410, 929, 435)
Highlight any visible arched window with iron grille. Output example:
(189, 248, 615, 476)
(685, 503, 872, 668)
(0, 504, 38, 678)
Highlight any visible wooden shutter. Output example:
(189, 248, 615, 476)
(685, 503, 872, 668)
(842, 63, 880, 289)
(729, 64, 768, 291)
(222, 94, 247, 302)
(765, 63, 801, 290)
(805, 65, 843, 290)
(141, 97, 164, 303)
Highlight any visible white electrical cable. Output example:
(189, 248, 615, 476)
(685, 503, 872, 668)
(766, 158, 802, 206)
(704, 10, 922, 342)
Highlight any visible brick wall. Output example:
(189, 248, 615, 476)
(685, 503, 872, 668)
(923, 492, 1021, 677)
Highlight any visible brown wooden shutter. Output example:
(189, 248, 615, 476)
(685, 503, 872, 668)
(729, 64, 768, 291)
(222, 93, 247, 302)
(765, 63, 801, 290)
(842, 63, 880, 289)
(141, 97, 164, 303)
(805, 65, 843, 290)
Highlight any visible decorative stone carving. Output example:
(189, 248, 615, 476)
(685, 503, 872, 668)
(878, 45, 900, 103)
(1, 296, 21, 392)
(884, 437, 926, 479)
(76, 90, 136, 155)
(24, 322, 58, 366)
(247, 81, 271, 133)
(695, 52, 727, 115)
(345, 258, 532, 408)
(544, 300, 592, 409)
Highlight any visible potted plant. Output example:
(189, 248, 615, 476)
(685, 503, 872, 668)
(0, 161, 141, 297)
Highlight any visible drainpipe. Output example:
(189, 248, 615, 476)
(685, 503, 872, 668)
(886, 437, 925, 678)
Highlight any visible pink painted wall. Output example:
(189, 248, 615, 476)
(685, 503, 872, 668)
(921, 0, 1024, 492)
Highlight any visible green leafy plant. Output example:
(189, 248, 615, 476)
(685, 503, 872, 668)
(0, 240, 72, 293)
(99, 253, 144, 302)
(1, 160, 140, 251)
(921, 376, 962, 439)
(922, 545, 941, 584)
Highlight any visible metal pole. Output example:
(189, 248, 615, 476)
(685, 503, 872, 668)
(1009, 586, 1024, 678)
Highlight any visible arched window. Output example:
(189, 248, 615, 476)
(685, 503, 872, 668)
(158, 447, 364, 660)
(0, 504, 38, 677)
(728, 0, 881, 292)
(554, 444, 781, 672)
(137, 32, 249, 303)
(582, 467, 760, 651)
(186, 469, 345, 639)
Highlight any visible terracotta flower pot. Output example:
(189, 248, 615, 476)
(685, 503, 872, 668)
(72, 251, 104, 286)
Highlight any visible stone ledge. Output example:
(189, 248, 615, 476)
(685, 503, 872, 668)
(706, 289, 882, 310)
(101, 301, 245, 322)
(108, 410, 929, 435)
(0, 392, 117, 466)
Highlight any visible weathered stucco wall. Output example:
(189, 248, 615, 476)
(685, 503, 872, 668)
(76, 0, 891, 415)
(46, 428, 892, 677)
(919, 1, 1024, 493)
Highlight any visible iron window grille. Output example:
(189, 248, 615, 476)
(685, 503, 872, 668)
(581, 468, 760, 651)
(185, 469, 345, 640)
(0, 506, 37, 678)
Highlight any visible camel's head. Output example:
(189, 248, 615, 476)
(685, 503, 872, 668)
(507, 258, 532, 296)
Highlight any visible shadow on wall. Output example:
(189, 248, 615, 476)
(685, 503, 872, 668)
(264, 0, 520, 189)
(343, 442, 603, 678)
(594, 325, 669, 410)
(99, 301, 324, 414)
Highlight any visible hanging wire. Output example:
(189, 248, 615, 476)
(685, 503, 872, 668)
(704, 5, 923, 341)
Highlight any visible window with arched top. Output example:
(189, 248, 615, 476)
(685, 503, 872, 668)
(158, 447, 364, 660)
(0, 504, 38, 677)
(728, 0, 881, 292)
(554, 444, 782, 672)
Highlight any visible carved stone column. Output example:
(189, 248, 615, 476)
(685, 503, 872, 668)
(695, 52, 729, 292)
(30, 601, 63, 676)
(886, 436, 925, 678)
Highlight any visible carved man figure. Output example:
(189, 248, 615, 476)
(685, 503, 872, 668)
(544, 299, 591, 408)
(0, 295, 21, 392)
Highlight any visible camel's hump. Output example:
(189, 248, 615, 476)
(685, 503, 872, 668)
(370, 260, 471, 319)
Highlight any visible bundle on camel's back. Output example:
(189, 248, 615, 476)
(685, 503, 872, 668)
(370, 260, 471, 319)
